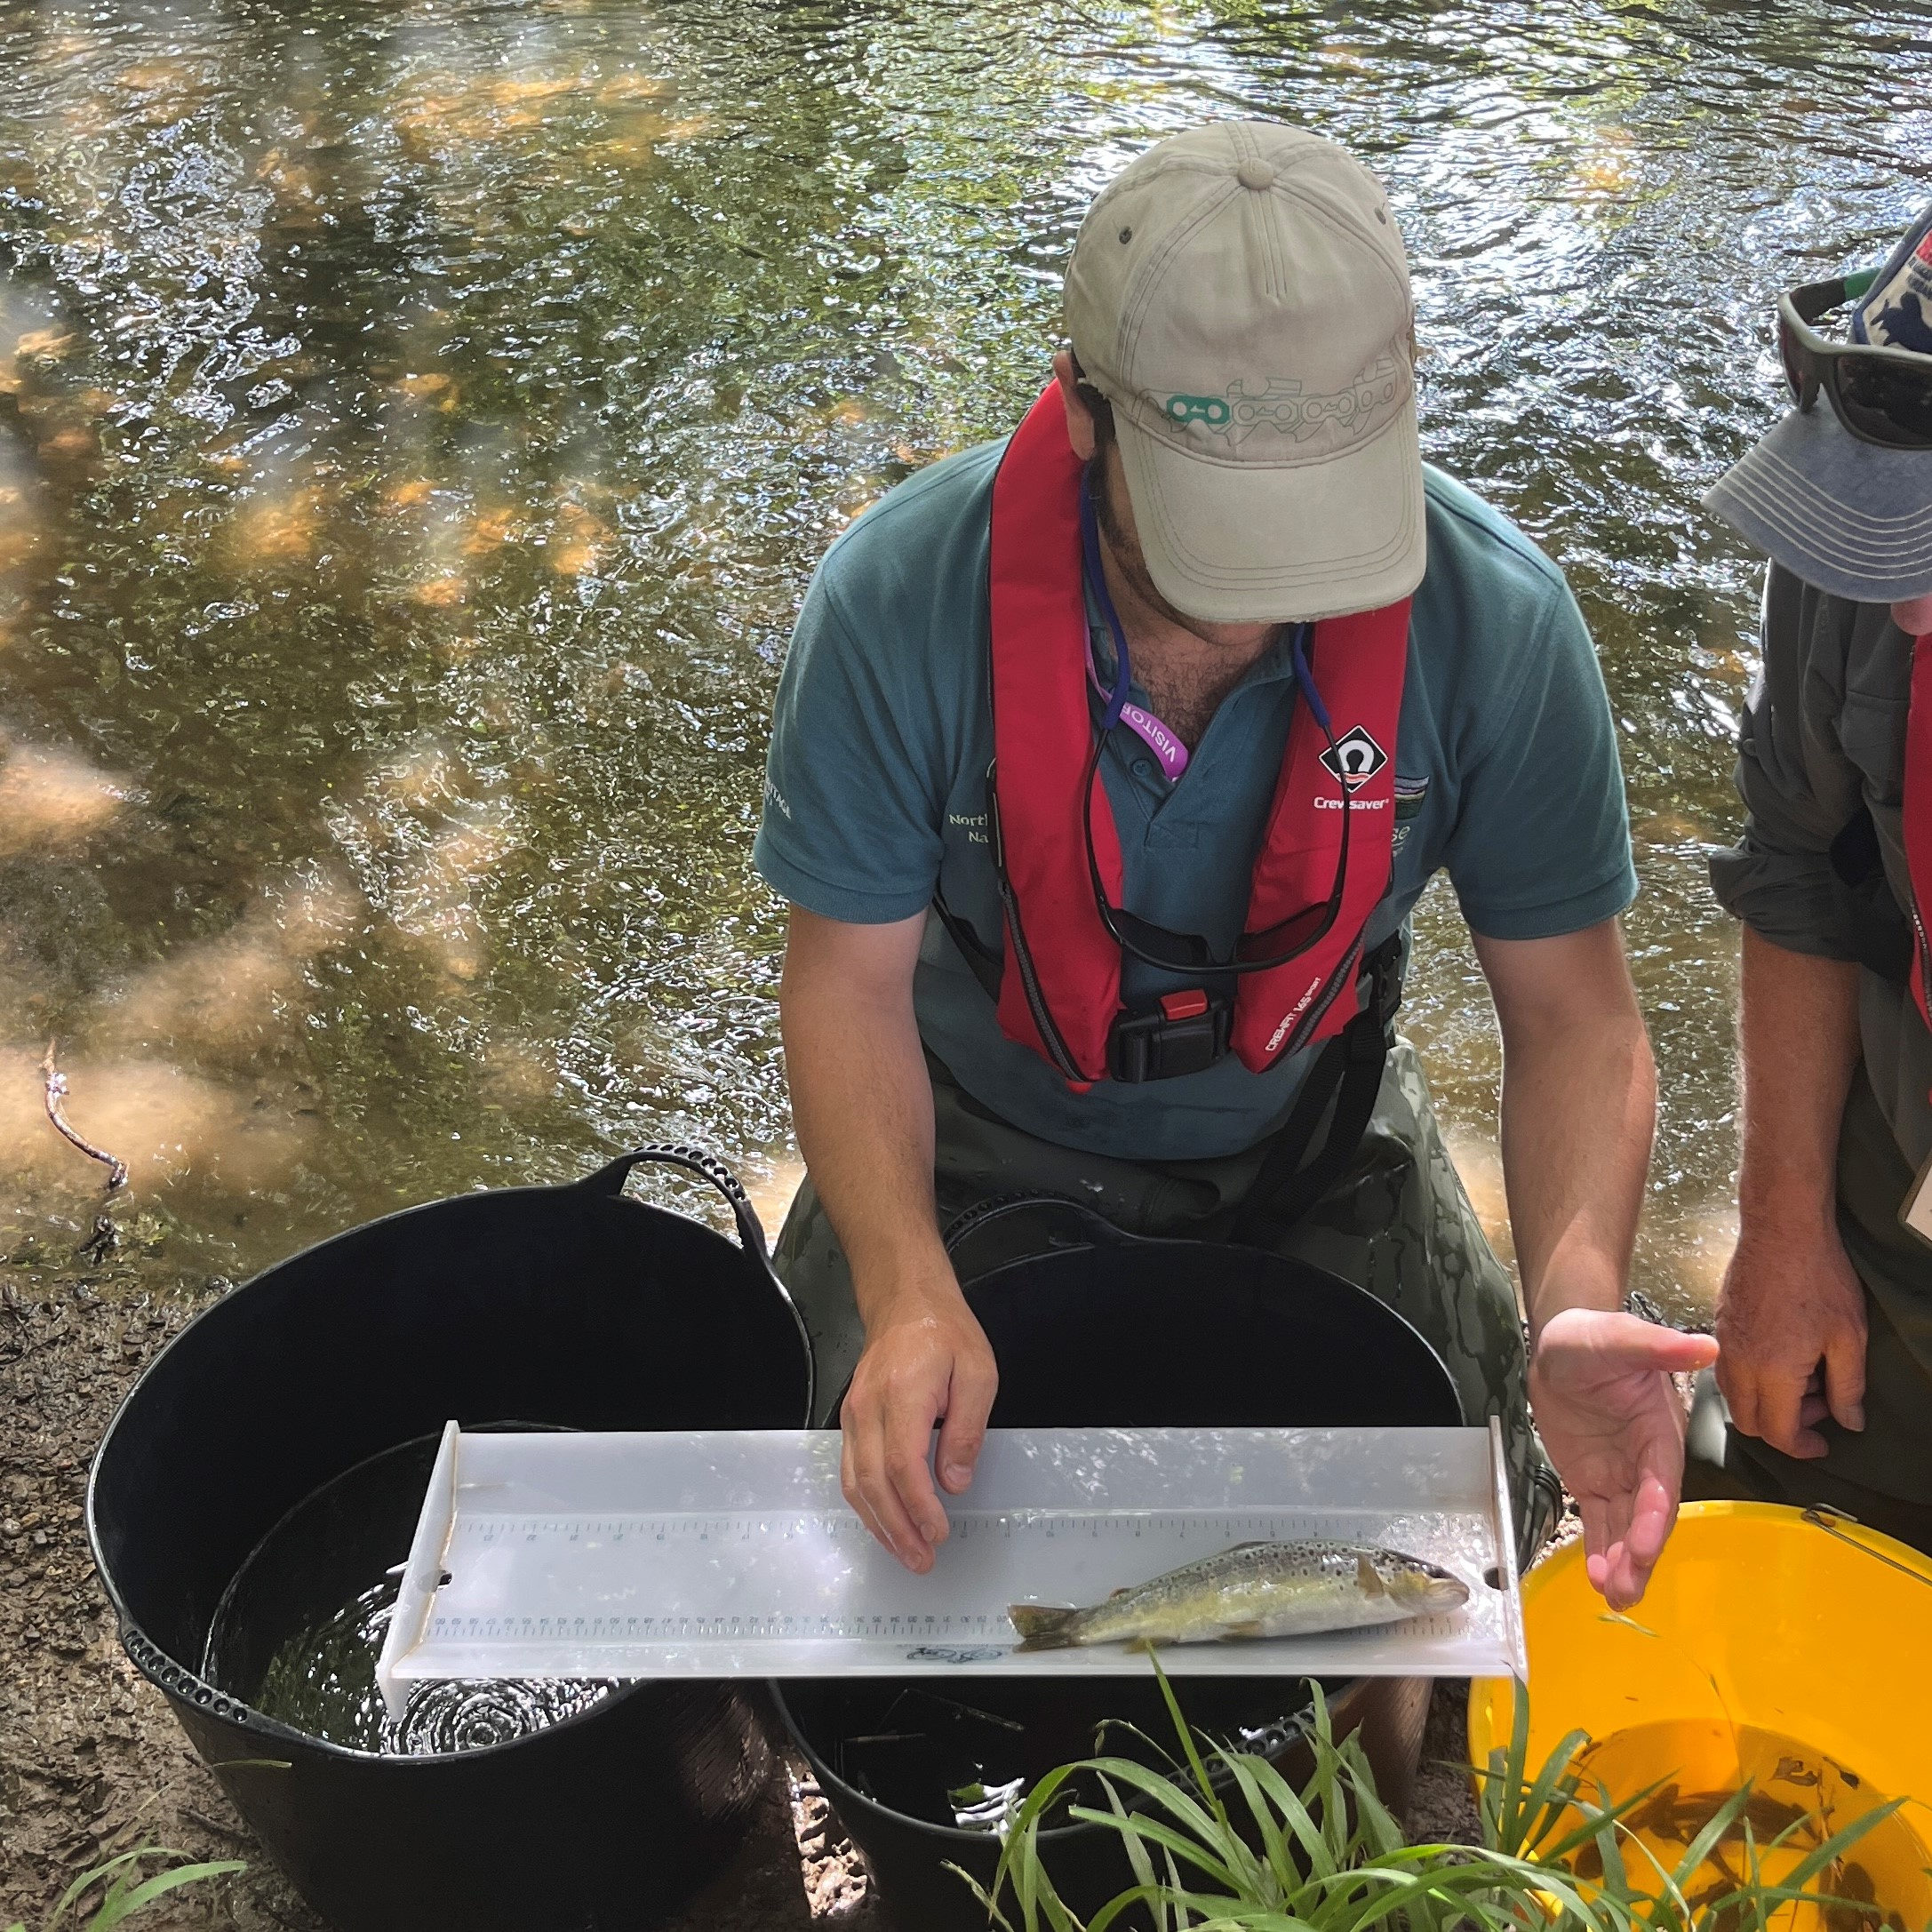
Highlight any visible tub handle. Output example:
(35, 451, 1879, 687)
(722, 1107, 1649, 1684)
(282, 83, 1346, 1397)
(940, 1191, 1130, 1281)
(580, 1144, 769, 1257)
(1801, 1505, 1932, 1589)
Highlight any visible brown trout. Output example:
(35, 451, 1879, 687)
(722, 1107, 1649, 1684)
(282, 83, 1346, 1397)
(1007, 1540, 1469, 1650)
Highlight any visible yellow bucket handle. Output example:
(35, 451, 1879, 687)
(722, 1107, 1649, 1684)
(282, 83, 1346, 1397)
(1801, 1504, 1932, 1589)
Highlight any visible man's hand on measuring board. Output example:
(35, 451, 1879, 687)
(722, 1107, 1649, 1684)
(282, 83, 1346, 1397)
(1529, 1306, 1720, 1611)
(840, 1274, 1000, 1574)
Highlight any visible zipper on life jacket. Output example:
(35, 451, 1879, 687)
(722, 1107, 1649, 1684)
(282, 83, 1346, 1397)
(1271, 939, 1366, 1067)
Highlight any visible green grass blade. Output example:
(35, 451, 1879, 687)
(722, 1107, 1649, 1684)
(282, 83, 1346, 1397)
(1099, 1772, 1169, 1932)
(88, 1863, 247, 1929)
(1663, 1781, 1755, 1896)
(943, 1860, 1018, 1932)
(1214, 1750, 1295, 1895)
(1151, 1657, 1234, 1834)
(1061, 1804, 1247, 1894)
(46, 1851, 157, 1928)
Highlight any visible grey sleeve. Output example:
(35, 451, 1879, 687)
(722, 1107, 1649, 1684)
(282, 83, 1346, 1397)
(1707, 568, 1867, 961)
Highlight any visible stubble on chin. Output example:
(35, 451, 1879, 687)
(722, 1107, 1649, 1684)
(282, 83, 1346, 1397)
(1088, 454, 1192, 629)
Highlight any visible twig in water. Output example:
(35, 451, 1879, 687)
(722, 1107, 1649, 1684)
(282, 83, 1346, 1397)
(40, 1040, 128, 1192)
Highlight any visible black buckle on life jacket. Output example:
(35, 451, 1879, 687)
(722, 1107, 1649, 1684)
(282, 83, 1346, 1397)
(1106, 988, 1233, 1083)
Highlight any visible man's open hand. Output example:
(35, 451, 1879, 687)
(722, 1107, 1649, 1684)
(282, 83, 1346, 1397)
(1529, 1306, 1719, 1609)
(839, 1277, 998, 1574)
(1716, 1220, 1866, 1459)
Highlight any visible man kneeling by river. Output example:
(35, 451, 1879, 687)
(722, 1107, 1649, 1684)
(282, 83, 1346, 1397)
(753, 123, 1716, 1609)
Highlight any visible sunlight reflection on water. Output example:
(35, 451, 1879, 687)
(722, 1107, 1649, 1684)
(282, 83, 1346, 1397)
(1, 0, 1928, 1315)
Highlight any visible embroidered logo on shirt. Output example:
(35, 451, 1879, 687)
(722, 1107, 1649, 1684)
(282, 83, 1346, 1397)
(1392, 773, 1428, 851)
(1320, 726, 1390, 791)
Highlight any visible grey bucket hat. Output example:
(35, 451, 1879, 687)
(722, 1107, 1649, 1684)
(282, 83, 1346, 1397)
(1704, 202, 1932, 603)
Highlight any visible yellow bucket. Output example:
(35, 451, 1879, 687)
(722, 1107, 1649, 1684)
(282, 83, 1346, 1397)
(1468, 1502, 1932, 1928)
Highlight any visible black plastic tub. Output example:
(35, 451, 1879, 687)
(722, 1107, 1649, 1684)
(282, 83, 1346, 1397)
(87, 1146, 812, 1932)
(773, 1198, 1461, 1932)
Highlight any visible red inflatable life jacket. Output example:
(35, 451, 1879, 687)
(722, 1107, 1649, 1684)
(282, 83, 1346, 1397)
(975, 385, 1413, 1090)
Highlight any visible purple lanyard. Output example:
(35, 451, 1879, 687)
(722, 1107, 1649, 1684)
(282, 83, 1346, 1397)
(1076, 475, 1324, 783)
(1078, 475, 1191, 782)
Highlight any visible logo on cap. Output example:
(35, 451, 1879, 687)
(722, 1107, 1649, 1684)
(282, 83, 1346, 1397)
(1321, 726, 1388, 791)
(1162, 357, 1405, 450)
(1163, 393, 1233, 427)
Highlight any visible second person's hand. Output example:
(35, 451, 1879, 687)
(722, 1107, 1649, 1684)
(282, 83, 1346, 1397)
(1715, 1217, 1866, 1458)
(839, 1271, 999, 1573)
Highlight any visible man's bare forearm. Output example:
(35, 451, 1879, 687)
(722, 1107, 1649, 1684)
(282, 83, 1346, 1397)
(1477, 925, 1655, 1336)
(1505, 1012, 1653, 1333)
(781, 907, 998, 1567)
(1734, 925, 1861, 1236)
(779, 907, 955, 1315)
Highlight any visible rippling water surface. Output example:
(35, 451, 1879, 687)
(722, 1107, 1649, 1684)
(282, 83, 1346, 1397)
(3, 0, 1931, 1317)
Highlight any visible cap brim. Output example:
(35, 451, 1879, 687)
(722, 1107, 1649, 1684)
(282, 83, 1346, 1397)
(1704, 401, 1932, 603)
(1116, 404, 1426, 623)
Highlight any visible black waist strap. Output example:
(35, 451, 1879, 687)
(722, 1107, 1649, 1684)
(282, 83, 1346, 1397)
(930, 893, 1401, 1173)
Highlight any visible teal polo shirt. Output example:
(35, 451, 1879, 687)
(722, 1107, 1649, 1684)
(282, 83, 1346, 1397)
(754, 437, 1636, 1162)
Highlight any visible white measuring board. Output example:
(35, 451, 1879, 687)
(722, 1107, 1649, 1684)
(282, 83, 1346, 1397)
(376, 1421, 1524, 1716)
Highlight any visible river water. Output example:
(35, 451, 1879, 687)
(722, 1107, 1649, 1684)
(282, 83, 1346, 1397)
(2, 0, 1929, 1320)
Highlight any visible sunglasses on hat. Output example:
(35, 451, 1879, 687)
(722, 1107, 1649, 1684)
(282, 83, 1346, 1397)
(1779, 269, 1932, 451)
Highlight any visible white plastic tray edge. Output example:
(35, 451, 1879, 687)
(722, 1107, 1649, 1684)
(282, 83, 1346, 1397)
(1486, 1414, 1529, 1685)
(375, 1424, 1527, 1706)
(376, 1419, 460, 1721)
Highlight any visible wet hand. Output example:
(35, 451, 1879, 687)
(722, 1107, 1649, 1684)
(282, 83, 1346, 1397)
(1529, 1306, 1719, 1609)
(1715, 1220, 1866, 1460)
(839, 1277, 998, 1574)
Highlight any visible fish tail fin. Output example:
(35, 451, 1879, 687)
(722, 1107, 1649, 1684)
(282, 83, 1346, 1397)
(1008, 1604, 1082, 1650)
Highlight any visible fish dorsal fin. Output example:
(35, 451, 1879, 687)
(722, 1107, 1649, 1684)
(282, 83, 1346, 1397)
(1225, 1540, 1277, 1554)
(1356, 1553, 1386, 1597)
(1108, 1586, 1133, 1600)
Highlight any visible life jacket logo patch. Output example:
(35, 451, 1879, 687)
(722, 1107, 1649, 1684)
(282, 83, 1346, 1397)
(1321, 726, 1389, 791)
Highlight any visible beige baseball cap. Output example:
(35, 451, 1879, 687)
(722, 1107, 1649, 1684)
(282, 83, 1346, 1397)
(1065, 120, 1425, 623)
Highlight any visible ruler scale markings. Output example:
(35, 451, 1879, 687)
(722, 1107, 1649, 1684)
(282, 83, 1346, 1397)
(384, 1426, 1521, 1693)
